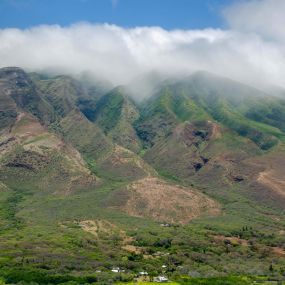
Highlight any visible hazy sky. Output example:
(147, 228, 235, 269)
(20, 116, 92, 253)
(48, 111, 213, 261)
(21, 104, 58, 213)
(0, 0, 284, 92)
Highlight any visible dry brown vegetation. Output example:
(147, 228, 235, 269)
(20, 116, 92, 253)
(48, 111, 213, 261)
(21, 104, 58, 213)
(116, 177, 220, 224)
(213, 235, 285, 257)
(78, 219, 122, 239)
(241, 151, 285, 209)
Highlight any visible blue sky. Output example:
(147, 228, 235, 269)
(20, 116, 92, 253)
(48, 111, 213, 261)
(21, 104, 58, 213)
(0, 0, 235, 29)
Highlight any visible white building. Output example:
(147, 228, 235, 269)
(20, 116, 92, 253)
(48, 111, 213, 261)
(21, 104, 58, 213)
(111, 267, 120, 273)
(154, 276, 169, 282)
(162, 265, 167, 269)
(139, 271, 148, 276)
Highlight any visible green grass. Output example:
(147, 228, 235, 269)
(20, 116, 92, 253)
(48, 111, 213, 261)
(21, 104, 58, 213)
(59, 110, 113, 160)
(117, 281, 180, 285)
(176, 276, 266, 285)
(93, 88, 126, 133)
(117, 276, 285, 285)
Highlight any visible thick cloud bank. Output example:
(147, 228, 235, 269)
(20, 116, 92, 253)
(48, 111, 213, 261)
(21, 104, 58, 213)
(0, 0, 285, 92)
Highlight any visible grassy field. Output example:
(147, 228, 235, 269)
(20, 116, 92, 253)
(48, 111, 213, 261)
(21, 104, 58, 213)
(117, 276, 285, 285)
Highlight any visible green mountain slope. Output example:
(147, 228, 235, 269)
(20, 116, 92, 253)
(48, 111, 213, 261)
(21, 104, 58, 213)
(0, 67, 56, 128)
(92, 87, 141, 152)
(177, 72, 285, 148)
(58, 109, 113, 161)
(134, 72, 285, 214)
(0, 67, 285, 284)
(135, 86, 210, 148)
(35, 74, 99, 120)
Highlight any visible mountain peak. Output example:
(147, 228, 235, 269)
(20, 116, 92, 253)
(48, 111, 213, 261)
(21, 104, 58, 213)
(0, 66, 28, 80)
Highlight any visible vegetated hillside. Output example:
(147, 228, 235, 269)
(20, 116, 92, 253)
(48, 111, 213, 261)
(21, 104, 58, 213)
(0, 67, 285, 284)
(142, 72, 284, 150)
(0, 67, 55, 130)
(92, 87, 142, 152)
(136, 72, 285, 211)
(58, 109, 113, 161)
(35, 75, 91, 118)
(0, 112, 96, 196)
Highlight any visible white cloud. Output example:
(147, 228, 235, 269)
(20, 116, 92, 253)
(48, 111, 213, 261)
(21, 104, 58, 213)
(223, 0, 285, 43)
(0, 0, 285, 95)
